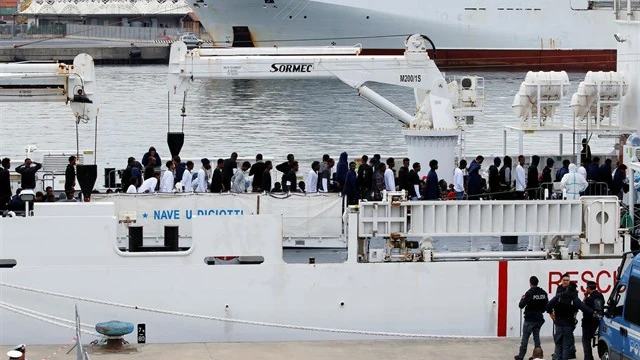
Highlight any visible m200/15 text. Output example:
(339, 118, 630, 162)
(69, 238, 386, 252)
(400, 75, 422, 83)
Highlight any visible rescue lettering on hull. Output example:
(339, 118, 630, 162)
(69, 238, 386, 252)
(270, 63, 314, 73)
(548, 270, 618, 295)
(400, 74, 422, 83)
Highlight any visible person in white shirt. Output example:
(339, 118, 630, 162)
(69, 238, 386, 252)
(306, 161, 319, 193)
(159, 161, 175, 193)
(181, 160, 194, 192)
(453, 159, 467, 199)
(138, 175, 158, 193)
(384, 157, 396, 191)
(231, 161, 251, 193)
(515, 155, 526, 199)
(194, 158, 211, 193)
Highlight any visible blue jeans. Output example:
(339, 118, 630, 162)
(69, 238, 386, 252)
(455, 191, 464, 200)
(518, 320, 544, 359)
(553, 325, 575, 360)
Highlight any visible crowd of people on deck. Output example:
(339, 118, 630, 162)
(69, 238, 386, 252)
(0, 139, 632, 210)
(114, 143, 630, 204)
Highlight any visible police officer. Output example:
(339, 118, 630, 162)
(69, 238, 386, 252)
(582, 281, 605, 360)
(556, 273, 577, 359)
(547, 282, 594, 360)
(515, 276, 549, 360)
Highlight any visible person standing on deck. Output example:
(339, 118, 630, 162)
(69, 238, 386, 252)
(488, 157, 501, 199)
(282, 161, 298, 193)
(222, 152, 238, 192)
(408, 162, 421, 200)
(249, 154, 266, 193)
(541, 158, 554, 200)
(141, 146, 161, 167)
(181, 161, 194, 192)
(65, 155, 77, 197)
(0, 158, 12, 210)
(467, 156, 483, 200)
(357, 155, 373, 200)
(453, 160, 466, 200)
(515, 155, 526, 200)
(397, 158, 410, 194)
(342, 161, 358, 205)
(306, 161, 319, 193)
(384, 157, 396, 191)
(527, 155, 540, 200)
(560, 164, 587, 200)
(194, 158, 211, 193)
(423, 160, 440, 200)
(372, 163, 386, 201)
(262, 161, 273, 193)
(159, 161, 175, 193)
(335, 152, 349, 191)
(210, 158, 225, 193)
(15, 158, 41, 190)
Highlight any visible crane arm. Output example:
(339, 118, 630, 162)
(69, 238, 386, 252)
(0, 53, 98, 122)
(167, 35, 468, 130)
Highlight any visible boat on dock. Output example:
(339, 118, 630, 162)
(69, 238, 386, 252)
(1, 0, 639, 348)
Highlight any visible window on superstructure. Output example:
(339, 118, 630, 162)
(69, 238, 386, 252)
(265, 0, 274, 3)
(624, 276, 640, 326)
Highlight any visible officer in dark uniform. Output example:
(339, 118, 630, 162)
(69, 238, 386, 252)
(546, 282, 594, 360)
(515, 276, 549, 360)
(582, 281, 605, 360)
(556, 273, 577, 359)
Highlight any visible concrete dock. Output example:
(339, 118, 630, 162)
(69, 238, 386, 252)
(0, 38, 170, 64)
(7, 338, 588, 359)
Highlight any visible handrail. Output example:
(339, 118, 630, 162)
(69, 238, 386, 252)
(39, 171, 56, 192)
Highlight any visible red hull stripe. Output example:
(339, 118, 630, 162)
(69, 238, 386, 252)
(358, 49, 616, 71)
(497, 261, 509, 337)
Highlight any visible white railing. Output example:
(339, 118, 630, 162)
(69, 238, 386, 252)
(358, 200, 583, 237)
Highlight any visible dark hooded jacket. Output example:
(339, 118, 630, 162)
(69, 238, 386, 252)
(488, 157, 501, 196)
(141, 147, 161, 167)
(467, 160, 482, 199)
(499, 156, 513, 188)
(335, 152, 349, 186)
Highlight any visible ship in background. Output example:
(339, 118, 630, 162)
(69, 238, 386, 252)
(190, 0, 618, 70)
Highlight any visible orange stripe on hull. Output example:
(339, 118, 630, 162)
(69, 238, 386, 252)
(359, 49, 617, 71)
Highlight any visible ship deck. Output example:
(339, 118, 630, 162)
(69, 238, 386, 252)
(14, 337, 586, 359)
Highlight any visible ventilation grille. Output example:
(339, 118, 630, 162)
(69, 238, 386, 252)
(42, 153, 84, 174)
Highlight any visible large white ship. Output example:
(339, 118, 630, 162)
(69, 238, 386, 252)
(1, 0, 639, 349)
(191, 0, 621, 70)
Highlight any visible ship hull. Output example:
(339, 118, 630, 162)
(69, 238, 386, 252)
(0, 204, 622, 345)
(192, 0, 618, 70)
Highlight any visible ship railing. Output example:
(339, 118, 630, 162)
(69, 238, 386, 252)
(615, 0, 640, 18)
(38, 172, 56, 193)
(535, 181, 610, 199)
